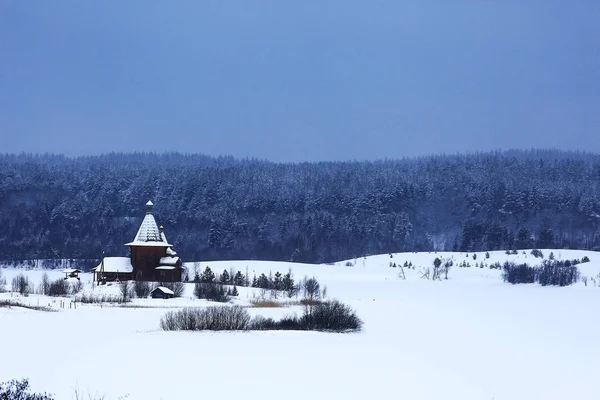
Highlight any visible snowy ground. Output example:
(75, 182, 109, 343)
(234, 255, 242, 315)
(1, 249, 600, 400)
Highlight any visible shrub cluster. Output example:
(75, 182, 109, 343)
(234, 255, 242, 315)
(502, 260, 580, 286)
(160, 299, 363, 333)
(502, 262, 537, 284)
(134, 280, 152, 298)
(160, 306, 250, 331)
(47, 279, 70, 297)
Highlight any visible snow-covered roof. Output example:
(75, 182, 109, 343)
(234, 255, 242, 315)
(155, 266, 176, 270)
(63, 269, 81, 274)
(125, 203, 172, 247)
(146, 200, 154, 206)
(159, 256, 181, 266)
(151, 286, 174, 295)
(166, 247, 177, 256)
(91, 257, 133, 273)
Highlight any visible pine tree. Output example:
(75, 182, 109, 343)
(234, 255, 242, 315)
(233, 271, 245, 286)
(232, 286, 239, 296)
(200, 266, 215, 283)
(220, 269, 230, 284)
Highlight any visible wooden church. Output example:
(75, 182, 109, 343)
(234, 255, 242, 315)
(93, 201, 183, 282)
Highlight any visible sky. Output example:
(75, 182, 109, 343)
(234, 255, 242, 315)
(0, 1, 599, 162)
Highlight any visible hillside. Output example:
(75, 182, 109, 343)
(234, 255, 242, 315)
(1, 249, 599, 400)
(2, 150, 600, 264)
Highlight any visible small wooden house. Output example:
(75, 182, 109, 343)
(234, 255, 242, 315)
(151, 286, 174, 299)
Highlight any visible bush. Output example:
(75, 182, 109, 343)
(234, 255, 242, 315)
(502, 262, 537, 284)
(0, 378, 54, 399)
(134, 280, 152, 298)
(160, 300, 363, 333)
(582, 256, 590, 263)
(301, 299, 363, 332)
(160, 281, 185, 298)
(530, 249, 544, 258)
(194, 282, 229, 302)
(160, 306, 251, 331)
(11, 274, 31, 296)
(47, 279, 69, 297)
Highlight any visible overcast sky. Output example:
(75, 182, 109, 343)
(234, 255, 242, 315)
(1, 1, 598, 162)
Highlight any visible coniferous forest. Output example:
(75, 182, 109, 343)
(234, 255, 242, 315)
(1, 149, 600, 265)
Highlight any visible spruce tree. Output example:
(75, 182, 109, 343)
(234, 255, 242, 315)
(220, 269, 230, 284)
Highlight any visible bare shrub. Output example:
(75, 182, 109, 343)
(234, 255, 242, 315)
(301, 299, 363, 332)
(0, 269, 5, 293)
(120, 281, 131, 302)
(134, 280, 152, 298)
(160, 306, 251, 331)
(582, 276, 588, 286)
(302, 276, 321, 303)
(11, 274, 31, 296)
(47, 279, 69, 297)
(39, 272, 50, 295)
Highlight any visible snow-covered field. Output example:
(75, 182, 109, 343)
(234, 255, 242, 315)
(1, 249, 600, 400)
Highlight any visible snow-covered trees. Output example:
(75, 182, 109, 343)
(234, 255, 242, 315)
(2, 150, 600, 263)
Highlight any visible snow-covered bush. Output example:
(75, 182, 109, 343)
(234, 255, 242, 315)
(582, 256, 590, 263)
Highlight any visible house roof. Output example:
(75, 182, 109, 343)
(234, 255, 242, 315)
(91, 257, 133, 273)
(159, 256, 181, 266)
(63, 269, 81, 274)
(125, 202, 172, 247)
(155, 266, 176, 270)
(152, 286, 174, 295)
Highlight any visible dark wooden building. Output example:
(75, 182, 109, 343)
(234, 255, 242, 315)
(151, 286, 175, 299)
(94, 201, 183, 283)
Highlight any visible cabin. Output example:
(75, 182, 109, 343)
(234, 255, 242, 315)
(91, 257, 133, 283)
(93, 201, 183, 283)
(151, 286, 174, 299)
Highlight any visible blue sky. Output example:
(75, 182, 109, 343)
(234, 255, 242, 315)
(1, 1, 598, 161)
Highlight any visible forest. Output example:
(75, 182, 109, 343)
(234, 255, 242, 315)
(1, 149, 600, 265)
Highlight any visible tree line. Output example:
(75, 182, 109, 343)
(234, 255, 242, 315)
(1, 149, 600, 265)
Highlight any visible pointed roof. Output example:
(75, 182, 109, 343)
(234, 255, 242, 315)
(126, 201, 172, 247)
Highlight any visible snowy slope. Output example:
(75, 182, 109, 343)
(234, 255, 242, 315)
(1, 250, 600, 400)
